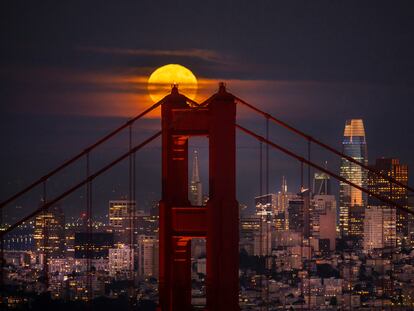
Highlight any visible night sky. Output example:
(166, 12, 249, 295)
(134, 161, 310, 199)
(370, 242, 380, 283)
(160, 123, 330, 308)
(1, 1, 414, 221)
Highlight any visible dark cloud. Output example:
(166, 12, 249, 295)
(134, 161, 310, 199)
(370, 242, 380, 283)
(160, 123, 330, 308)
(76, 46, 231, 65)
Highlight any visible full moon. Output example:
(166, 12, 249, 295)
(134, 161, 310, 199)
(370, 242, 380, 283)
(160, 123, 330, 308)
(147, 64, 198, 102)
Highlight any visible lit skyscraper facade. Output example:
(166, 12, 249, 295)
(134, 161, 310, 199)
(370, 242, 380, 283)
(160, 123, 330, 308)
(189, 150, 203, 206)
(254, 194, 275, 256)
(339, 119, 368, 240)
(34, 205, 65, 258)
(109, 200, 136, 246)
(367, 158, 408, 247)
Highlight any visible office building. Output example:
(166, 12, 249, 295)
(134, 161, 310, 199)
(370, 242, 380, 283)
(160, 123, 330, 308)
(339, 119, 368, 240)
(367, 158, 408, 247)
(363, 206, 396, 251)
(109, 200, 136, 244)
(33, 206, 65, 258)
(310, 195, 337, 250)
(288, 189, 310, 237)
(275, 177, 298, 231)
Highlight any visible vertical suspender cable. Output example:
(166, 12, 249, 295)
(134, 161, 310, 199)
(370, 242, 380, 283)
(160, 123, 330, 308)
(0, 198, 3, 291)
(86, 152, 92, 304)
(132, 148, 137, 284)
(307, 139, 311, 310)
(259, 140, 263, 310)
(300, 161, 304, 311)
(265, 117, 269, 311)
(42, 180, 49, 291)
(390, 170, 395, 308)
(260, 142, 263, 197)
(129, 125, 133, 279)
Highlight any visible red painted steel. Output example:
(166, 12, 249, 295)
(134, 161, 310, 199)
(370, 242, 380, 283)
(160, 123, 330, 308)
(159, 84, 239, 310)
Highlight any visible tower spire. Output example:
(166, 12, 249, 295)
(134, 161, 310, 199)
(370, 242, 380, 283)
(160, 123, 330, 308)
(189, 150, 203, 206)
(281, 176, 287, 193)
(192, 150, 200, 183)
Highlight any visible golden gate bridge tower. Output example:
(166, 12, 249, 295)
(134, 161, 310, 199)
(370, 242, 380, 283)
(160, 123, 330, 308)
(159, 83, 239, 310)
(1, 81, 414, 311)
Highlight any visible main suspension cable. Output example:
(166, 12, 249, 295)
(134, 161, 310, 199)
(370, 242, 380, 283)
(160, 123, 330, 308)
(0, 132, 162, 238)
(235, 97, 414, 193)
(0, 98, 165, 210)
(236, 124, 414, 217)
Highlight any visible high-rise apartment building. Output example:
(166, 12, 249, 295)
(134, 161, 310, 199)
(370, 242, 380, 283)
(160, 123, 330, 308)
(339, 119, 368, 240)
(109, 244, 134, 277)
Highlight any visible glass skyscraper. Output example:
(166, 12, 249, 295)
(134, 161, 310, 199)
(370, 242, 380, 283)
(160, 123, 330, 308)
(339, 119, 368, 239)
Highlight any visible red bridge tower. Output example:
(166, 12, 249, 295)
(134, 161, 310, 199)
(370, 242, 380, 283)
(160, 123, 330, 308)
(159, 83, 239, 310)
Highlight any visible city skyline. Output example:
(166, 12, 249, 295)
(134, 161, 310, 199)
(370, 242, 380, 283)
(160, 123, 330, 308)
(2, 1, 414, 310)
(2, 2, 414, 219)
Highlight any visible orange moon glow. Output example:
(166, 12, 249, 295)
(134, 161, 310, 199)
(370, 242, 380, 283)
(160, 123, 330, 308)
(147, 64, 198, 102)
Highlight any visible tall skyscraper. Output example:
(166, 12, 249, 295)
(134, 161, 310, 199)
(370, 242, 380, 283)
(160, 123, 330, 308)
(34, 205, 65, 258)
(339, 119, 368, 240)
(275, 177, 297, 231)
(367, 158, 408, 247)
(189, 150, 203, 206)
(108, 200, 135, 245)
(254, 194, 275, 256)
